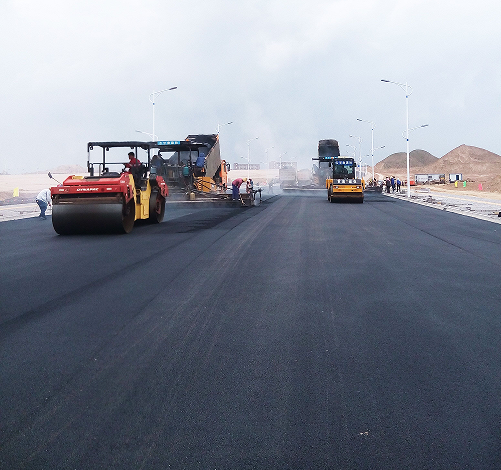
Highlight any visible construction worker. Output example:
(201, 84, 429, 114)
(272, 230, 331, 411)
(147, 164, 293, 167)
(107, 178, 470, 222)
(36, 188, 51, 220)
(246, 178, 254, 193)
(125, 151, 141, 169)
(232, 177, 247, 200)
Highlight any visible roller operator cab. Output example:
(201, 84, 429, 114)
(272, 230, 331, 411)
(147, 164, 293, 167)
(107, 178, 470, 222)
(50, 142, 169, 234)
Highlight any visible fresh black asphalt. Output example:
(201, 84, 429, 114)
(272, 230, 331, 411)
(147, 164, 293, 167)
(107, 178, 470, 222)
(1, 192, 501, 469)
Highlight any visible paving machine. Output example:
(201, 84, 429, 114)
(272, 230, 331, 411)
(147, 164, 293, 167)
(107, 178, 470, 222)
(152, 135, 230, 197)
(314, 140, 363, 203)
(51, 141, 169, 234)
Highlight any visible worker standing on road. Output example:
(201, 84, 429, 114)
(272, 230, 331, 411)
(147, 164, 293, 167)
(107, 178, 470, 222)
(385, 177, 391, 193)
(232, 177, 247, 200)
(396, 178, 401, 192)
(246, 178, 254, 193)
(36, 188, 51, 220)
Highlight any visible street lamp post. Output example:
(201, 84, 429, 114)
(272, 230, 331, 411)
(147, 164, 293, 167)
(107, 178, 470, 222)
(402, 125, 428, 187)
(357, 119, 376, 182)
(217, 121, 233, 134)
(381, 79, 413, 196)
(265, 146, 274, 169)
(279, 152, 287, 169)
(135, 130, 156, 140)
(246, 137, 259, 179)
(346, 144, 356, 158)
(149, 87, 177, 142)
(372, 146, 385, 180)
(349, 135, 362, 179)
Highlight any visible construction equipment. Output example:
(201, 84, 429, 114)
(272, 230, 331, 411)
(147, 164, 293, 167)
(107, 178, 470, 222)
(51, 142, 169, 234)
(314, 140, 364, 203)
(152, 135, 230, 198)
(279, 163, 298, 189)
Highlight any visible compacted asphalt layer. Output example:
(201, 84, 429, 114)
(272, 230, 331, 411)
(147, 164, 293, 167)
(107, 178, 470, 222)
(1, 192, 501, 469)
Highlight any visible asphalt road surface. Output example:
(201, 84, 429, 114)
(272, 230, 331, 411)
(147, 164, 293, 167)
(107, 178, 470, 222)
(1, 193, 501, 469)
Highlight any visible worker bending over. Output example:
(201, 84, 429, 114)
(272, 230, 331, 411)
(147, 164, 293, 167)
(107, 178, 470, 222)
(36, 188, 51, 220)
(231, 177, 247, 200)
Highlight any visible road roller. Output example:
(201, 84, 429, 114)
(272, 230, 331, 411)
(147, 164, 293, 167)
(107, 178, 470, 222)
(51, 141, 169, 234)
(315, 140, 363, 203)
(325, 156, 364, 203)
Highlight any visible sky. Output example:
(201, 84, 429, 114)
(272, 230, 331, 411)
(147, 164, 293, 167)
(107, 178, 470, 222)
(1, 0, 501, 174)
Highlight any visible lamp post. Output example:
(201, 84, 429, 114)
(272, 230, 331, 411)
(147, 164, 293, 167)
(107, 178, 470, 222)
(265, 146, 274, 169)
(381, 79, 413, 196)
(402, 125, 428, 187)
(149, 87, 177, 142)
(135, 130, 156, 140)
(246, 137, 259, 179)
(357, 119, 376, 181)
(279, 152, 287, 169)
(346, 144, 356, 158)
(217, 121, 233, 134)
(349, 135, 362, 178)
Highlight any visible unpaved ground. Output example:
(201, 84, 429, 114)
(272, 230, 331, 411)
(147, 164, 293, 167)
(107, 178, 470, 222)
(385, 187, 501, 224)
(0, 173, 82, 204)
(426, 183, 501, 200)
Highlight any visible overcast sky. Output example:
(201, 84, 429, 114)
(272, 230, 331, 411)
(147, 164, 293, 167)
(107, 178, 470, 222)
(1, 0, 500, 173)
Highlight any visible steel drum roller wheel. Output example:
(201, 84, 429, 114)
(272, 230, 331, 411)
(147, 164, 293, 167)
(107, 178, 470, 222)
(149, 190, 165, 223)
(52, 199, 135, 234)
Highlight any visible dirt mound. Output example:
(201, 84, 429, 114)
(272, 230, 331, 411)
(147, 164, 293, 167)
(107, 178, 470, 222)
(425, 145, 501, 173)
(374, 144, 501, 192)
(376, 149, 437, 171)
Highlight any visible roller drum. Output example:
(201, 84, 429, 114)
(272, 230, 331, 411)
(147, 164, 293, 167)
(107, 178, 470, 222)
(52, 199, 135, 234)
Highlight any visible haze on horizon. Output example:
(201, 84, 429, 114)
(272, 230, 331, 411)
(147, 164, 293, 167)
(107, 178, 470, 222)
(1, 0, 500, 174)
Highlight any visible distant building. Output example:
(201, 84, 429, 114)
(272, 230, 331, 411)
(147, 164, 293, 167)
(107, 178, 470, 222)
(269, 161, 297, 170)
(449, 173, 463, 182)
(233, 163, 260, 170)
(414, 174, 446, 184)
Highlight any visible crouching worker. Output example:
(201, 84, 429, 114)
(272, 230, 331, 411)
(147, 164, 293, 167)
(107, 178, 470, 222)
(232, 177, 247, 200)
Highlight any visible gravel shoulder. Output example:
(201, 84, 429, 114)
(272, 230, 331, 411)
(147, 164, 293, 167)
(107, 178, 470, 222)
(384, 187, 501, 224)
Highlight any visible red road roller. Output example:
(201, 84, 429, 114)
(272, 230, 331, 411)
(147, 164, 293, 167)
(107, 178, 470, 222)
(51, 141, 169, 234)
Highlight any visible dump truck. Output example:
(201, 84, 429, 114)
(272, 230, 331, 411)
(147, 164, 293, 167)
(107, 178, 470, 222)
(51, 141, 169, 234)
(314, 140, 363, 203)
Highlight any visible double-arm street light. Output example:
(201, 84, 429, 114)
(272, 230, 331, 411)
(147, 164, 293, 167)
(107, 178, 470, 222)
(381, 79, 414, 196)
(135, 130, 155, 140)
(149, 87, 177, 142)
(346, 144, 356, 159)
(246, 137, 259, 179)
(217, 121, 233, 134)
(265, 146, 274, 169)
(279, 152, 287, 169)
(357, 119, 377, 181)
(404, 124, 429, 137)
(349, 135, 362, 179)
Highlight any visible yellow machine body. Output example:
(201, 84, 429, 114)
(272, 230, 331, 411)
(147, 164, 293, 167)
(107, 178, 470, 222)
(326, 177, 364, 203)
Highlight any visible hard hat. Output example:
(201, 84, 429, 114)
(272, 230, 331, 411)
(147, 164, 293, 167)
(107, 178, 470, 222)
(242, 177, 247, 181)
